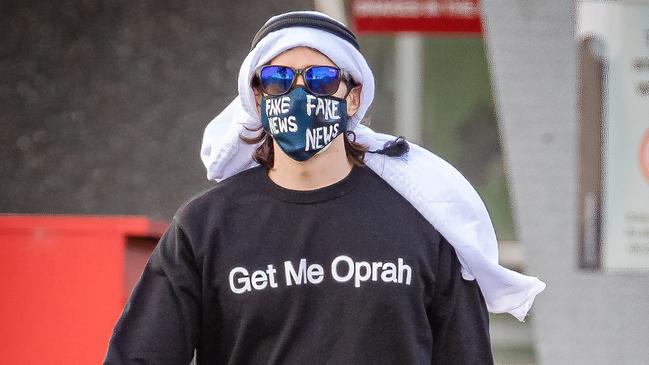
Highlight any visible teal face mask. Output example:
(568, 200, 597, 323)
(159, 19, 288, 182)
(260, 86, 349, 161)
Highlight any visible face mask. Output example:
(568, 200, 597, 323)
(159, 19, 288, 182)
(260, 85, 348, 162)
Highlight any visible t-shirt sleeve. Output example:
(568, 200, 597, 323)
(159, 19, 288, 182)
(103, 217, 201, 365)
(428, 234, 494, 365)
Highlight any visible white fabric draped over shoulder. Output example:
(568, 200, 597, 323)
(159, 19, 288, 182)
(200, 10, 546, 321)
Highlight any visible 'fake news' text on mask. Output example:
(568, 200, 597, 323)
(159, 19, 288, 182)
(261, 85, 349, 161)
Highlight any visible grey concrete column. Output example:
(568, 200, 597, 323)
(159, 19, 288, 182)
(481, 1, 649, 364)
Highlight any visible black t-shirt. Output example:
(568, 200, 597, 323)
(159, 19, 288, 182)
(103, 163, 494, 364)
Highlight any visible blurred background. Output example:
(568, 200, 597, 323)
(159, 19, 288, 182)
(1, 0, 648, 364)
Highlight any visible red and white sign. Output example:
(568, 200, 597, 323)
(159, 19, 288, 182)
(352, 0, 482, 34)
(641, 128, 649, 184)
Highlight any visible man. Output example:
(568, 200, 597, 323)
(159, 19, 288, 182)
(104, 10, 545, 365)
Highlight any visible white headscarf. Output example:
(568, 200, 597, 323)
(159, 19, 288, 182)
(200, 10, 546, 321)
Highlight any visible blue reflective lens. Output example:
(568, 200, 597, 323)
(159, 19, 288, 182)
(260, 66, 295, 95)
(305, 66, 341, 95)
(258, 65, 343, 96)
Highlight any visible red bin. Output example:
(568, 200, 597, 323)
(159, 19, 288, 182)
(0, 214, 168, 365)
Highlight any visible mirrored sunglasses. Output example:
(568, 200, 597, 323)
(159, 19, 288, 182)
(253, 65, 353, 97)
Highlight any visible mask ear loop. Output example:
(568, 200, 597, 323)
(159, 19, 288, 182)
(340, 75, 409, 159)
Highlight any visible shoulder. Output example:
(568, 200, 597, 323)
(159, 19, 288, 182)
(360, 164, 443, 242)
(173, 165, 264, 226)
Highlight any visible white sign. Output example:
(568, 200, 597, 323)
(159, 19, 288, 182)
(578, 1, 649, 271)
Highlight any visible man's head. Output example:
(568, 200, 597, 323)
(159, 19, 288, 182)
(234, 6, 374, 168)
(200, 10, 378, 178)
(241, 45, 368, 168)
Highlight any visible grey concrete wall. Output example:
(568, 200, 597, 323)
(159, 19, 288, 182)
(1, 1, 312, 220)
(482, 1, 649, 364)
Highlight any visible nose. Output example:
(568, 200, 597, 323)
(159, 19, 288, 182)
(295, 72, 306, 86)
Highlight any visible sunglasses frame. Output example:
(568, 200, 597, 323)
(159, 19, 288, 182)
(253, 64, 355, 97)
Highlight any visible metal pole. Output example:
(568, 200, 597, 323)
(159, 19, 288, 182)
(395, 33, 424, 144)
